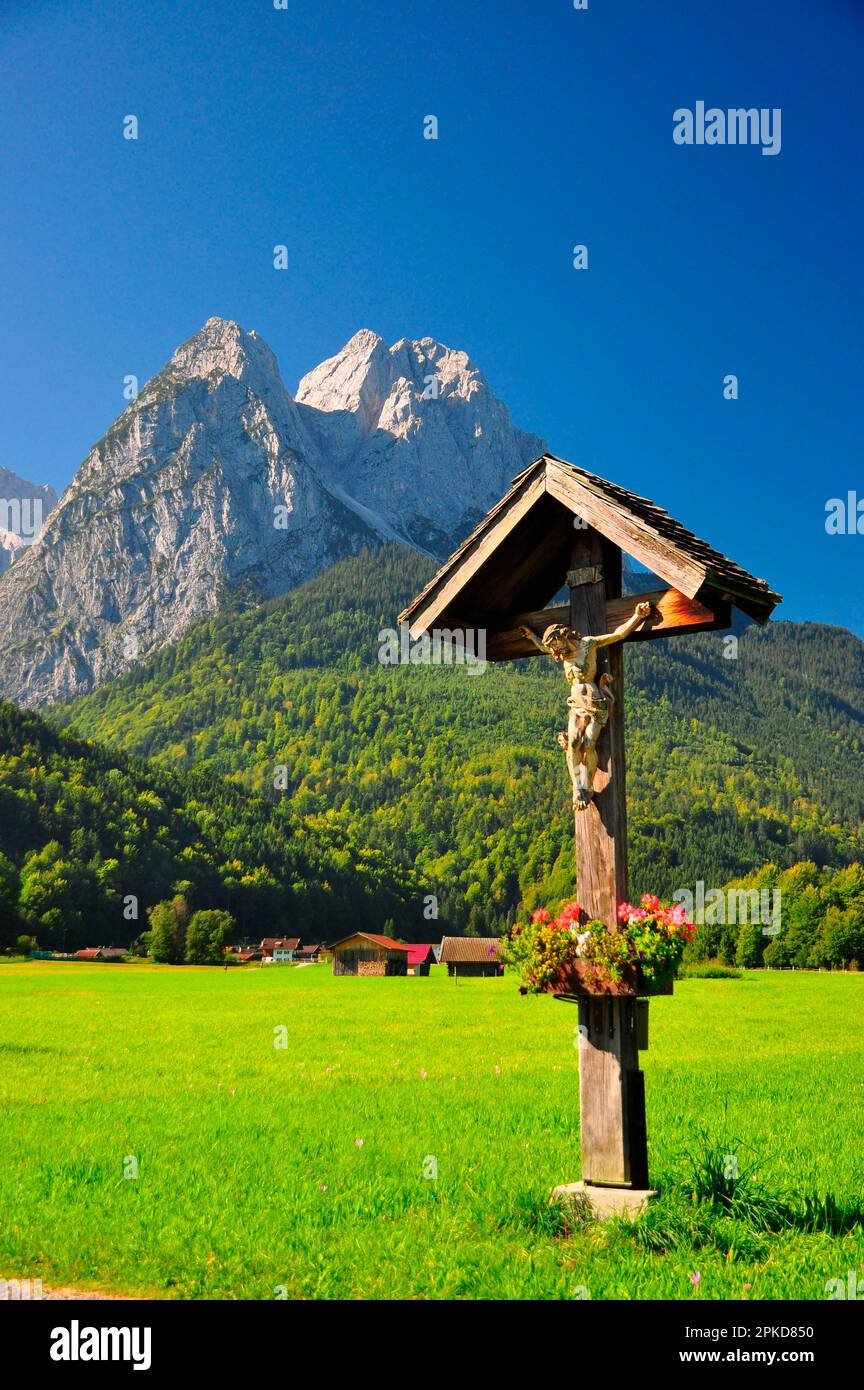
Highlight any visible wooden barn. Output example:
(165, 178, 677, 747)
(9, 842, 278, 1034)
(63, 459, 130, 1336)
(439, 937, 503, 978)
(330, 932, 409, 977)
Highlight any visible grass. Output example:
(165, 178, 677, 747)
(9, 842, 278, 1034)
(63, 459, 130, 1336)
(0, 963, 862, 1300)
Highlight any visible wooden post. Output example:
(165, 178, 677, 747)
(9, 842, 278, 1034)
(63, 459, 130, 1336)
(568, 529, 650, 1191)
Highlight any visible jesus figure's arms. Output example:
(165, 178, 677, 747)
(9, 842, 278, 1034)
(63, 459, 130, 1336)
(518, 625, 551, 654)
(593, 600, 655, 648)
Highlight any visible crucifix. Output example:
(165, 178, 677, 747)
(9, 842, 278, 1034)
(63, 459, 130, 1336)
(398, 453, 781, 1217)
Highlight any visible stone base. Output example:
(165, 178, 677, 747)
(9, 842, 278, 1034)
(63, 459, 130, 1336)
(552, 1181, 658, 1222)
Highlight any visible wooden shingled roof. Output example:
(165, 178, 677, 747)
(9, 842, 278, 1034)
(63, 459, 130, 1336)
(438, 936, 503, 963)
(399, 454, 781, 654)
(329, 932, 409, 952)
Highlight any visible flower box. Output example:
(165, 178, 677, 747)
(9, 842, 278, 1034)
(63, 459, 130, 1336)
(544, 958, 675, 999)
(502, 895, 692, 997)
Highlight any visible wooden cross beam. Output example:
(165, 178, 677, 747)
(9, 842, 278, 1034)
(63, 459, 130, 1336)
(484, 587, 730, 662)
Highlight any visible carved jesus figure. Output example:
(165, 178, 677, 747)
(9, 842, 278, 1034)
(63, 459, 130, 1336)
(520, 601, 654, 811)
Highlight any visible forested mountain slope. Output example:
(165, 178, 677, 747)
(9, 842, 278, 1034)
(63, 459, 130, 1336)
(0, 699, 422, 950)
(55, 547, 864, 934)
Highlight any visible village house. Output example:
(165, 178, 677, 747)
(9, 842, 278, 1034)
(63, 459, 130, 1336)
(439, 937, 503, 978)
(259, 937, 300, 962)
(330, 933, 409, 977)
(295, 944, 322, 962)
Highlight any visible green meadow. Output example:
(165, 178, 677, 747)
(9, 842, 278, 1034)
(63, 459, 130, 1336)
(1, 963, 862, 1300)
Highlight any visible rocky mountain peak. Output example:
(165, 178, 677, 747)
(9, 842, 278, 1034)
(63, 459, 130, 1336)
(297, 328, 393, 432)
(0, 318, 545, 705)
(165, 316, 282, 390)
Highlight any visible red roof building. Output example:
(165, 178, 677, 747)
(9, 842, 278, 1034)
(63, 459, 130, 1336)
(259, 937, 300, 953)
(404, 943, 437, 975)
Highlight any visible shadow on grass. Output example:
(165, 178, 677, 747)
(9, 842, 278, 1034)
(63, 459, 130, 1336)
(512, 1122, 864, 1258)
(622, 1125, 864, 1261)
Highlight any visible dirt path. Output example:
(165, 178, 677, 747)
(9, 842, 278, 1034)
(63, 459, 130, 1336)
(2, 1277, 131, 1301)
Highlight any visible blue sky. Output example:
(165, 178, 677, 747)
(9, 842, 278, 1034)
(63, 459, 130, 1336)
(1, 0, 862, 632)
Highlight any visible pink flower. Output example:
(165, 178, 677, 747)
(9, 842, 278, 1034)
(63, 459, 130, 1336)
(531, 908, 551, 924)
(690, 1271, 701, 1286)
(559, 902, 582, 923)
(641, 893, 661, 912)
(355, 1138, 364, 1148)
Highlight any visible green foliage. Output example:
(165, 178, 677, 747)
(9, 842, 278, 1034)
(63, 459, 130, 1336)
(0, 851, 19, 948)
(680, 961, 743, 979)
(692, 860, 864, 970)
(185, 908, 234, 964)
(148, 897, 187, 964)
(0, 696, 425, 950)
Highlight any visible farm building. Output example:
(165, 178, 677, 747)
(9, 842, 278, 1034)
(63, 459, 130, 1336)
(296, 944, 321, 961)
(331, 933, 409, 977)
(71, 947, 127, 962)
(405, 943, 437, 976)
(259, 937, 300, 961)
(439, 937, 503, 978)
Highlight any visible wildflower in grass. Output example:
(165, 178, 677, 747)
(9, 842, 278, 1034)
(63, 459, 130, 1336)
(319, 1184, 328, 1193)
(420, 1068, 427, 1079)
(690, 1272, 701, 1286)
(355, 1138, 364, 1148)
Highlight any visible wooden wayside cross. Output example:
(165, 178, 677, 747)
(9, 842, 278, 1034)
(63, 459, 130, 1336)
(399, 454, 781, 1215)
